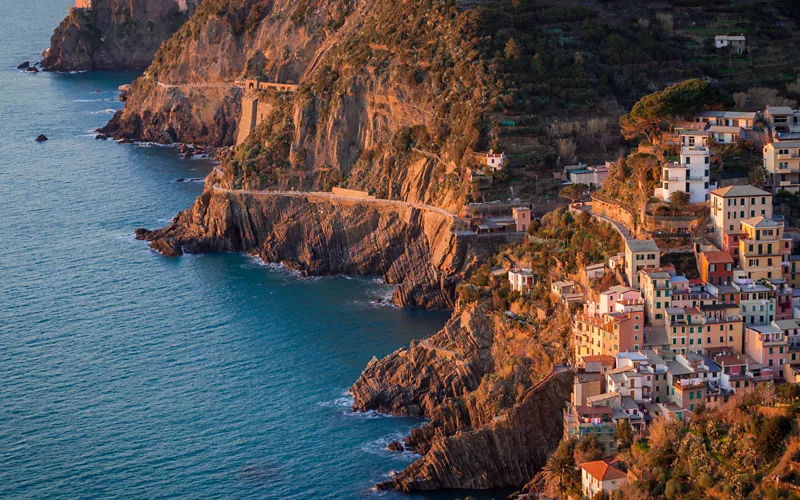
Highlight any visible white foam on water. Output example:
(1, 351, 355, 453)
(361, 431, 420, 461)
(89, 108, 118, 115)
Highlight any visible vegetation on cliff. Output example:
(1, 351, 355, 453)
(43, 0, 195, 71)
(536, 385, 800, 499)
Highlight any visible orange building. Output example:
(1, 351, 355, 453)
(575, 302, 645, 363)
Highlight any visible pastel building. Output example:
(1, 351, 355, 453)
(709, 185, 772, 253)
(580, 460, 627, 500)
(624, 239, 660, 288)
(512, 206, 531, 233)
(508, 268, 535, 293)
(640, 270, 672, 326)
(764, 107, 800, 135)
(763, 140, 800, 192)
(654, 146, 712, 204)
(486, 150, 506, 171)
(734, 279, 776, 326)
(574, 301, 645, 362)
(695, 110, 757, 129)
(665, 304, 743, 355)
(738, 217, 791, 281)
(698, 251, 734, 287)
(745, 325, 787, 376)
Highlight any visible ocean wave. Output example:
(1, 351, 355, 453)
(89, 108, 118, 115)
(73, 98, 117, 102)
(316, 391, 353, 409)
(361, 432, 420, 461)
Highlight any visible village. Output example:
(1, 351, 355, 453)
(482, 79, 800, 497)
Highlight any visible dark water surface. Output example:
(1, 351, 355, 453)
(0, 1, 512, 498)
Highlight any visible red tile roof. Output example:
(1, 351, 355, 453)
(583, 355, 615, 365)
(580, 460, 627, 481)
(701, 251, 735, 264)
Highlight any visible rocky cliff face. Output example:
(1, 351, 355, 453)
(103, 0, 490, 210)
(137, 173, 514, 309)
(42, 0, 197, 71)
(351, 302, 574, 490)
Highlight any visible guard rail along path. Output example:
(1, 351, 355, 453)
(211, 185, 460, 220)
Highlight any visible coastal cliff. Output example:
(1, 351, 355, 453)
(42, 0, 197, 72)
(351, 302, 574, 490)
(137, 174, 516, 309)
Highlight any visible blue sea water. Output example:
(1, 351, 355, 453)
(0, 1, 506, 499)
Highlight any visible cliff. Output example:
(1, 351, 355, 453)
(102, 0, 489, 210)
(42, 0, 197, 72)
(351, 302, 574, 490)
(137, 173, 517, 309)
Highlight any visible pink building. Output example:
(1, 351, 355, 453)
(512, 206, 531, 233)
(745, 325, 787, 376)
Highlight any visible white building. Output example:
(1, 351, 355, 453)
(655, 146, 713, 204)
(565, 163, 610, 190)
(764, 107, 800, 135)
(586, 263, 606, 280)
(580, 460, 628, 499)
(508, 269, 535, 292)
(486, 150, 506, 171)
(708, 125, 743, 144)
(714, 35, 746, 53)
(695, 110, 757, 129)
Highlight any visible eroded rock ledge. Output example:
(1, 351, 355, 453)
(136, 183, 514, 309)
(351, 301, 573, 491)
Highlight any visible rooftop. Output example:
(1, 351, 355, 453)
(583, 354, 616, 365)
(708, 125, 743, 133)
(625, 239, 659, 253)
(580, 460, 627, 481)
(767, 106, 795, 115)
(741, 216, 780, 228)
(711, 185, 771, 198)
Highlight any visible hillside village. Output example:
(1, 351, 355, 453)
(481, 78, 800, 498)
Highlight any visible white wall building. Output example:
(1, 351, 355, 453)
(655, 146, 713, 204)
(508, 269, 535, 292)
(486, 150, 506, 171)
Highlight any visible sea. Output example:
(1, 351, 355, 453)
(0, 1, 505, 499)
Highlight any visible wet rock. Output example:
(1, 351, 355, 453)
(17, 61, 29, 69)
(35, 134, 48, 142)
(386, 441, 404, 452)
(95, 134, 109, 140)
(25, 66, 38, 73)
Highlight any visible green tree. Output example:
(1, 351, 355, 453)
(541, 449, 579, 498)
(615, 420, 634, 450)
(559, 183, 589, 202)
(574, 434, 605, 463)
(620, 79, 726, 144)
(669, 190, 690, 206)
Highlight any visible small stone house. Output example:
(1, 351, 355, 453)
(715, 35, 746, 54)
(486, 150, 506, 171)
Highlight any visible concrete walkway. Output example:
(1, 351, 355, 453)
(211, 185, 459, 220)
(575, 202, 634, 240)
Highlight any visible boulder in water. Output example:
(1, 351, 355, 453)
(25, 66, 38, 73)
(387, 441, 404, 452)
(17, 61, 29, 69)
(35, 134, 48, 142)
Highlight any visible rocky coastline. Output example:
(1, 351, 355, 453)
(82, 0, 576, 493)
(42, 0, 196, 72)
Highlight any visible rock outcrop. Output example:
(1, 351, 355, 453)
(351, 302, 574, 491)
(136, 175, 516, 309)
(380, 371, 572, 491)
(42, 0, 198, 71)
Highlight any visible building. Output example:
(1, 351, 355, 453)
(738, 217, 791, 281)
(679, 129, 709, 148)
(745, 325, 787, 375)
(763, 140, 800, 192)
(574, 301, 645, 361)
(664, 304, 743, 355)
(580, 460, 628, 500)
(695, 110, 757, 129)
(713, 351, 774, 391)
(654, 146, 712, 204)
(486, 150, 506, 171)
(551, 280, 576, 298)
(512, 206, 531, 233)
(573, 371, 604, 406)
(585, 285, 641, 318)
(733, 279, 776, 326)
(764, 107, 800, 135)
(508, 268, 535, 292)
(640, 270, 672, 326)
(714, 35, 746, 53)
(624, 239, 660, 288)
(586, 263, 606, 280)
(698, 251, 735, 286)
(709, 185, 772, 248)
(565, 163, 610, 190)
(564, 405, 617, 453)
(707, 125, 743, 144)
(582, 355, 616, 376)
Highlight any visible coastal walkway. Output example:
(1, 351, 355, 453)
(572, 202, 634, 240)
(210, 185, 460, 220)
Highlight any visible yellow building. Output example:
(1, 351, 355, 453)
(624, 239, 660, 288)
(738, 217, 791, 281)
